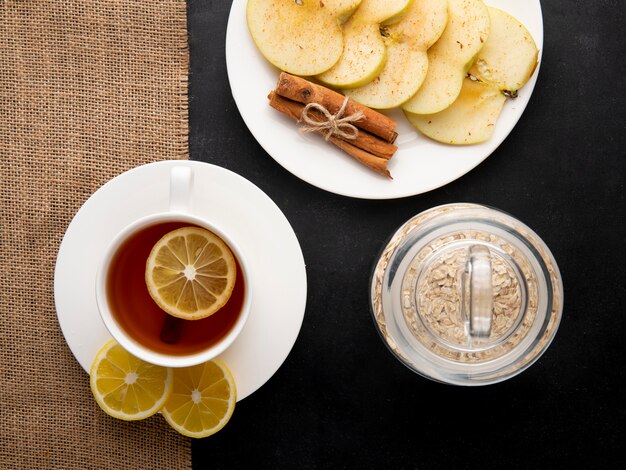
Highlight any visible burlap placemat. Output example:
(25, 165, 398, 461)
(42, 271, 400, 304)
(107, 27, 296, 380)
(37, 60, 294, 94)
(0, 1, 191, 468)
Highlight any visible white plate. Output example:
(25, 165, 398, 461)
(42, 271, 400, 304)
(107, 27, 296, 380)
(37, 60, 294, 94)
(54, 161, 307, 401)
(226, 0, 543, 199)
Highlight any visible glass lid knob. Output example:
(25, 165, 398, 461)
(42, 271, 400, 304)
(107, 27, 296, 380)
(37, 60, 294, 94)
(463, 245, 493, 341)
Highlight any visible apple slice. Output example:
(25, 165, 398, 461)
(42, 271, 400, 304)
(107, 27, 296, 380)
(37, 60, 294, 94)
(405, 78, 506, 145)
(469, 7, 539, 94)
(405, 6, 539, 145)
(246, 0, 363, 76)
(344, 0, 449, 109)
(402, 0, 490, 115)
(316, 0, 412, 89)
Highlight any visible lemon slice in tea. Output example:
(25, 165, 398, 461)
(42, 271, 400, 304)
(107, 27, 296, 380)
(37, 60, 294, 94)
(145, 226, 237, 320)
(90, 339, 172, 421)
(161, 359, 236, 438)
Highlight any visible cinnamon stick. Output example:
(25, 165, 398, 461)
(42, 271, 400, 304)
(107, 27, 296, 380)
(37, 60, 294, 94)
(268, 92, 391, 178)
(268, 92, 397, 160)
(275, 72, 398, 144)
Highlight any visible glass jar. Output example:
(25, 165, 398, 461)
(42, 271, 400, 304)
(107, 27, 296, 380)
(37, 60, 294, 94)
(370, 204, 563, 385)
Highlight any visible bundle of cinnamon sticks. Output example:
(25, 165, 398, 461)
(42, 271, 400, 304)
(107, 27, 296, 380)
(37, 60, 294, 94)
(268, 73, 398, 178)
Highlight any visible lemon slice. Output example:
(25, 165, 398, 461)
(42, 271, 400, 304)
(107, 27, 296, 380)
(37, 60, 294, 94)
(161, 359, 236, 438)
(146, 226, 237, 320)
(90, 340, 172, 421)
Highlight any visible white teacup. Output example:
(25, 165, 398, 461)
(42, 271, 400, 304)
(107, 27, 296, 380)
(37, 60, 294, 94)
(95, 166, 252, 368)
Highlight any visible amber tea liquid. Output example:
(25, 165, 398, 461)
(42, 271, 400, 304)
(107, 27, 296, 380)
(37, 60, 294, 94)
(106, 222, 245, 356)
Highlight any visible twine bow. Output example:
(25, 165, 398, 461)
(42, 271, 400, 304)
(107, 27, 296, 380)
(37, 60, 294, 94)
(298, 97, 364, 141)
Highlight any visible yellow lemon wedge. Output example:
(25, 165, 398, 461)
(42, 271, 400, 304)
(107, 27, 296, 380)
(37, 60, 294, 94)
(90, 340, 172, 421)
(161, 359, 236, 438)
(145, 226, 237, 320)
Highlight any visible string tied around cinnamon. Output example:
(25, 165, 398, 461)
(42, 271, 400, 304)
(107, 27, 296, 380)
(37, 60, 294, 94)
(298, 96, 364, 141)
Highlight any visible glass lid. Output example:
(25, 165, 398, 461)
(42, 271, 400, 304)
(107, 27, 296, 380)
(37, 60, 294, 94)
(370, 204, 563, 386)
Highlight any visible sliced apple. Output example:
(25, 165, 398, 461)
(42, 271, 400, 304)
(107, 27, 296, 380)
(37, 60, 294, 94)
(402, 0, 490, 115)
(469, 7, 539, 94)
(344, 0, 449, 109)
(405, 78, 506, 145)
(316, 0, 412, 89)
(406, 6, 539, 145)
(246, 0, 363, 76)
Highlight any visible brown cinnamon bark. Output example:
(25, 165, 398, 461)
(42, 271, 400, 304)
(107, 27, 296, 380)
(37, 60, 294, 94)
(274, 72, 398, 144)
(268, 92, 392, 178)
(268, 92, 397, 160)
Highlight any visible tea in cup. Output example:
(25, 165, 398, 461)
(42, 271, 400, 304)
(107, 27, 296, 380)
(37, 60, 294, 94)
(95, 166, 252, 368)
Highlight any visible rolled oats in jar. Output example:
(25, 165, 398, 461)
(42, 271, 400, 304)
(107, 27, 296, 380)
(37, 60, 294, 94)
(370, 204, 563, 385)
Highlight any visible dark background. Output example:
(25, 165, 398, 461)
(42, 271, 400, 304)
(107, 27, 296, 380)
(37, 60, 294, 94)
(188, 1, 625, 468)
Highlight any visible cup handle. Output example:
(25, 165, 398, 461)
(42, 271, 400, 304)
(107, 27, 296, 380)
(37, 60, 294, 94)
(461, 245, 493, 339)
(169, 166, 193, 214)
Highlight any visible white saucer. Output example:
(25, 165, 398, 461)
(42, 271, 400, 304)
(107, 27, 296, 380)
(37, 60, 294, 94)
(54, 161, 307, 401)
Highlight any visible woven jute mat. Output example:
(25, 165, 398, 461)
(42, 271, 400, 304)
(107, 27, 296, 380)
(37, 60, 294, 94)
(0, 1, 190, 468)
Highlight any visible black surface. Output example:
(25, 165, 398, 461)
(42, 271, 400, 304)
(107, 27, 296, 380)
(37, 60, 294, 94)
(188, 1, 626, 468)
